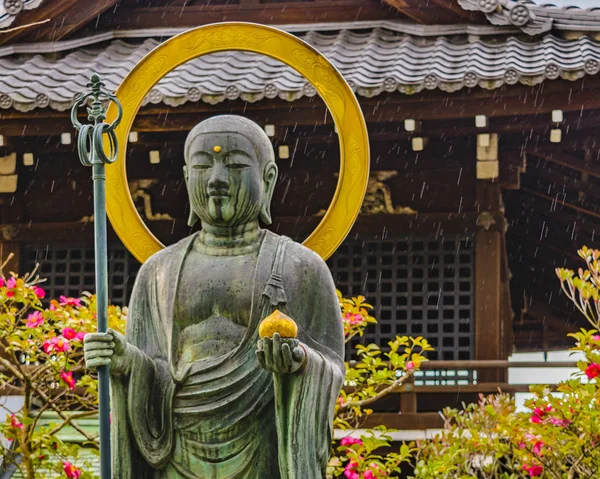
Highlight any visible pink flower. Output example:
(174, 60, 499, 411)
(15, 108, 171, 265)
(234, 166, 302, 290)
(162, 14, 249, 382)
(549, 417, 571, 427)
(6, 277, 16, 297)
(585, 363, 600, 380)
(59, 296, 81, 307)
(32, 286, 45, 298)
(0, 278, 4, 288)
(42, 336, 70, 354)
(533, 407, 546, 418)
(340, 436, 363, 447)
(344, 460, 359, 479)
(9, 414, 23, 430)
(63, 461, 82, 479)
(523, 464, 543, 477)
(364, 471, 374, 479)
(62, 327, 77, 340)
(406, 361, 415, 371)
(26, 311, 44, 328)
(343, 312, 363, 325)
(75, 331, 87, 341)
(592, 335, 600, 341)
(60, 371, 76, 390)
(532, 441, 544, 456)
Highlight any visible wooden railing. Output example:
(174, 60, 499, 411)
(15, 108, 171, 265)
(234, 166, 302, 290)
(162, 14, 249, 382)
(360, 359, 578, 431)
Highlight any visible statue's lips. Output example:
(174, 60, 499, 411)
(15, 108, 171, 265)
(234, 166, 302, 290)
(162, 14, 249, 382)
(208, 192, 229, 199)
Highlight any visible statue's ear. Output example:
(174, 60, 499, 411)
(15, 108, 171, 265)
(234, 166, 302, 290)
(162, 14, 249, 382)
(259, 162, 278, 225)
(183, 165, 199, 227)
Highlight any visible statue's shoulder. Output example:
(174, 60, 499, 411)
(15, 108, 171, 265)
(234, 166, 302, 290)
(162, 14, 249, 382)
(271, 232, 329, 277)
(137, 234, 196, 274)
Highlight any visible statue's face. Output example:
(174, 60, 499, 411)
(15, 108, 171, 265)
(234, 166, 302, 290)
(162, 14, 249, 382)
(185, 132, 264, 227)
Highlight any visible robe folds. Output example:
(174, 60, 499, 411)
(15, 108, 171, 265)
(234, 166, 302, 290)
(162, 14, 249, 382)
(110, 230, 345, 478)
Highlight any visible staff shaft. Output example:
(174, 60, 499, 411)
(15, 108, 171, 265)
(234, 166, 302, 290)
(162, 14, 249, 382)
(92, 161, 111, 479)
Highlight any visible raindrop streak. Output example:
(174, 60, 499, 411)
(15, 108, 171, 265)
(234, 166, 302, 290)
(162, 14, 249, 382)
(289, 138, 299, 167)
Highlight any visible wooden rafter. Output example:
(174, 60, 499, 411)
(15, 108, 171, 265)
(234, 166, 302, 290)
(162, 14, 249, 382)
(522, 188, 600, 222)
(382, 0, 468, 23)
(19, 0, 120, 43)
(526, 150, 600, 179)
(522, 298, 579, 335)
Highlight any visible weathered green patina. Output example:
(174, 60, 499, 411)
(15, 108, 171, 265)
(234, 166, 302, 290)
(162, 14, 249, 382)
(83, 115, 345, 478)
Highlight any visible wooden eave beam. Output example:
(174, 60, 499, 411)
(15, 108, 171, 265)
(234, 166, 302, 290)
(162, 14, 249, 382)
(19, 0, 120, 43)
(384, 0, 486, 23)
(382, 0, 459, 23)
(0, 0, 79, 46)
(88, 0, 401, 31)
(427, 0, 486, 21)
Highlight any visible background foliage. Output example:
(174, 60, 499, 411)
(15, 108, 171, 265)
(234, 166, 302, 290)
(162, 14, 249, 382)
(5, 246, 600, 478)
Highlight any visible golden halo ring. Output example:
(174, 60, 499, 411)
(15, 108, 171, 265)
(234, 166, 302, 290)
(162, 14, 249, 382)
(105, 22, 370, 262)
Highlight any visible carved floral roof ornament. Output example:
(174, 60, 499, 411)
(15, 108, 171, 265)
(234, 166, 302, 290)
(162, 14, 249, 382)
(316, 171, 418, 216)
(458, 0, 600, 35)
(0, 0, 44, 29)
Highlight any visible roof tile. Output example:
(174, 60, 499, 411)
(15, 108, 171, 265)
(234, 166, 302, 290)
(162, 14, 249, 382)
(0, 29, 599, 112)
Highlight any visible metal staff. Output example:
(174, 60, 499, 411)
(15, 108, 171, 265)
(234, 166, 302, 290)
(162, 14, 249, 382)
(70, 73, 122, 479)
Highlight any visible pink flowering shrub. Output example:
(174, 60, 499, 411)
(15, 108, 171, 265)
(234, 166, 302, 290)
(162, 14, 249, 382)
(329, 293, 429, 478)
(412, 247, 600, 478)
(0, 266, 126, 479)
(2, 276, 423, 478)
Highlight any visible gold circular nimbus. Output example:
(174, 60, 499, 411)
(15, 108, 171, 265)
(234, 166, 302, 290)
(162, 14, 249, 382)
(105, 22, 370, 263)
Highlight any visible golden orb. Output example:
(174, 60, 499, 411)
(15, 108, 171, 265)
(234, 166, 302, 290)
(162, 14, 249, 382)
(259, 310, 298, 339)
(213, 145, 222, 153)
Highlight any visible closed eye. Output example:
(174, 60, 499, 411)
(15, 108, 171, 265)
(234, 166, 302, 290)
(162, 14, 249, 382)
(192, 164, 211, 170)
(226, 164, 250, 169)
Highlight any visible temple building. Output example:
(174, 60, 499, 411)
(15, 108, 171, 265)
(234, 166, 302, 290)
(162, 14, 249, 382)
(1, 0, 600, 447)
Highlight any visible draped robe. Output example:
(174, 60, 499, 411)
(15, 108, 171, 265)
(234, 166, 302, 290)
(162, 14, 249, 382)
(110, 230, 345, 478)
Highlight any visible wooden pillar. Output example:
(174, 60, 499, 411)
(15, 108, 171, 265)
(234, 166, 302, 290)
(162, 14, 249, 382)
(475, 228, 503, 382)
(400, 376, 417, 414)
(475, 179, 507, 382)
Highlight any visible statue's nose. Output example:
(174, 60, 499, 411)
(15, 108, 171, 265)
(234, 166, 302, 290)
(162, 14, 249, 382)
(207, 163, 229, 190)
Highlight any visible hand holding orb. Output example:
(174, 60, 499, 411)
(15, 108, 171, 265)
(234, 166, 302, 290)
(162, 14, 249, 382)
(257, 310, 305, 374)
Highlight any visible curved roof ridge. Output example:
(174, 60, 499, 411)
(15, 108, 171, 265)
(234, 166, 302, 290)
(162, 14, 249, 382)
(458, 0, 600, 35)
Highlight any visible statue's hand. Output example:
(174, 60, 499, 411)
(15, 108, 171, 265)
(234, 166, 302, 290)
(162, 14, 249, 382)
(256, 333, 306, 374)
(84, 328, 134, 376)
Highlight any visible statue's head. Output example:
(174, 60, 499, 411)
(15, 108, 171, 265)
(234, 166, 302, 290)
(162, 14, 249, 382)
(183, 115, 278, 228)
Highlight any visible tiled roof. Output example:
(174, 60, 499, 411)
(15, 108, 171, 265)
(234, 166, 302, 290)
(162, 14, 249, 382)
(0, 0, 44, 29)
(458, 0, 600, 34)
(0, 28, 599, 112)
